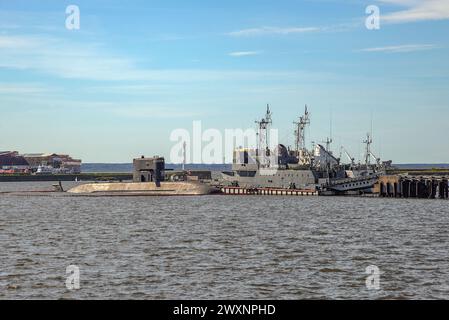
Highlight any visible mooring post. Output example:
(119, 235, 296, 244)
(432, 180, 438, 199)
(420, 180, 428, 198)
(426, 180, 432, 199)
(415, 181, 419, 198)
(403, 180, 410, 198)
(443, 180, 449, 199)
(416, 181, 422, 198)
(410, 180, 417, 198)
(396, 182, 400, 197)
(429, 180, 433, 199)
(440, 181, 444, 199)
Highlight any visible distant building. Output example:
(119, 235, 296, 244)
(0, 151, 82, 174)
(22, 153, 82, 174)
(0, 151, 30, 170)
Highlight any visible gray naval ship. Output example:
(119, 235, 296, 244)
(218, 106, 391, 195)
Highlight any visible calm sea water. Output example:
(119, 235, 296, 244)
(1, 181, 449, 300)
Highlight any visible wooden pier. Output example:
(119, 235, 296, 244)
(375, 175, 449, 199)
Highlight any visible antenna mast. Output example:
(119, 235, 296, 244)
(323, 137, 333, 153)
(327, 108, 333, 153)
(182, 141, 186, 171)
(293, 105, 310, 155)
(255, 104, 273, 167)
(363, 112, 376, 169)
(363, 133, 373, 168)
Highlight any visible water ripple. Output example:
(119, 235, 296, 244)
(1, 182, 449, 299)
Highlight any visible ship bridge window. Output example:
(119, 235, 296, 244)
(237, 171, 256, 177)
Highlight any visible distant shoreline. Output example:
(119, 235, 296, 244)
(0, 173, 133, 182)
(1, 163, 448, 182)
(80, 163, 449, 173)
(80, 163, 232, 173)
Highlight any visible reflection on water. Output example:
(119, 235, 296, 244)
(1, 182, 449, 299)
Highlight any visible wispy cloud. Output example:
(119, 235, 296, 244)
(228, 26, 320, 37)
(379, 0, 449, 23)
(0, 34, 298, 82)
(0, 83, 50, 94)
(228, 51, 261, 57)
(0, 35, 43, 49)
(359, 44, 439, 53)
(111, 105, 202, 119)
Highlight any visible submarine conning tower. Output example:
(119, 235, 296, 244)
(133, 156, 165, 186)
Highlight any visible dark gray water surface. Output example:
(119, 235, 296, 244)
(1, 182, 449, 299)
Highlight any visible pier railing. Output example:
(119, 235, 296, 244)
(220, 186, 318, 196)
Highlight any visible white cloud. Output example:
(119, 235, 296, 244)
(379, 0, 449, 23)
(228, 51, 261, 57)
(228, 26, 320, 37)
(359, 44, 439, 53)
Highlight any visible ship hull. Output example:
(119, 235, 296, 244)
(219, 169, 318, 189)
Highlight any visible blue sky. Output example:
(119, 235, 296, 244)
(0, 0, 448, 163)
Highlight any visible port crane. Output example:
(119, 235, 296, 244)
(340, 146, 355, 166)
(369, 151, 381, 168)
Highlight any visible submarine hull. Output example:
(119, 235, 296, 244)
(67, 181, 212, 196)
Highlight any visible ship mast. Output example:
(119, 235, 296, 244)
(363, 133, 373, 168)
(323, 137, 333, 153)
(326, 109, 333, 153)
(255, 104, 272, 167)
(293, 105, 311, 163)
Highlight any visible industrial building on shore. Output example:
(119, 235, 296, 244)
(0, 151, 81, 174)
